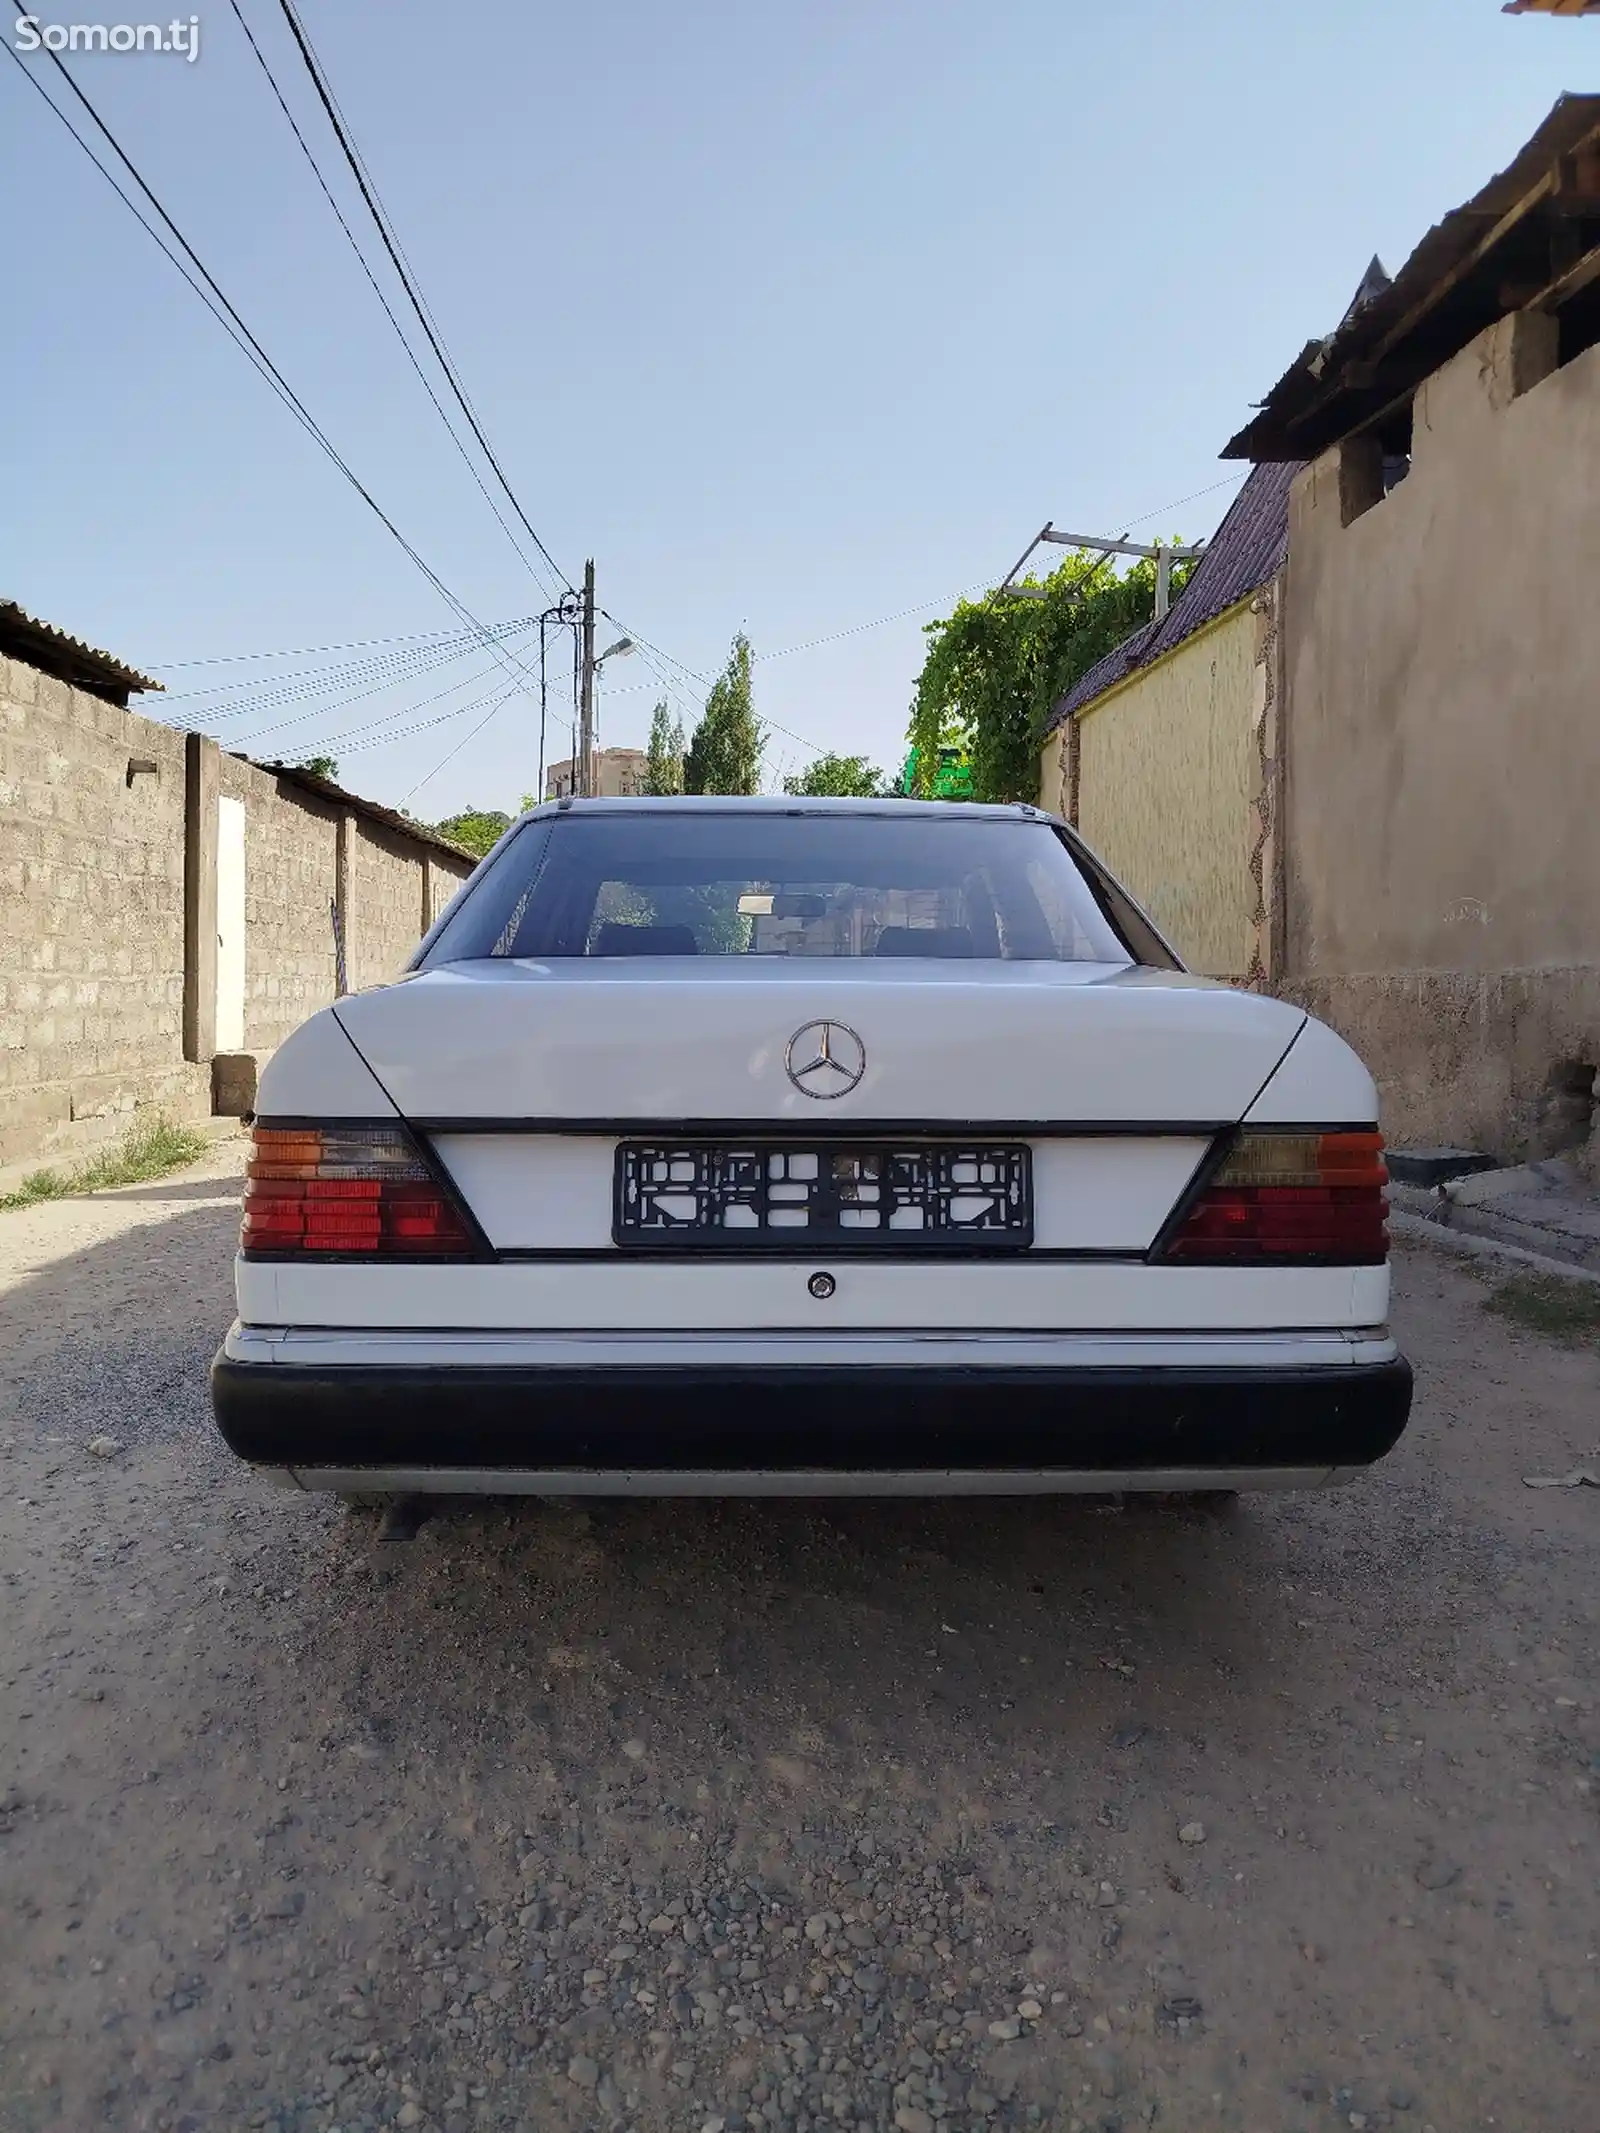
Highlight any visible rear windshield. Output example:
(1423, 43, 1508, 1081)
(417, 811, 1156, 967)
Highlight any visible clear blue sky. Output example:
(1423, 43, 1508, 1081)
(3, 1, 1592, 816)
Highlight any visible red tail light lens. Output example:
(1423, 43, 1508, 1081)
(242, 1125, 475, 1259)
(1163, 1131, 1389, 1265)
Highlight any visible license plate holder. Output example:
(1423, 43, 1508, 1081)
(613, 1140, 1033, 1252)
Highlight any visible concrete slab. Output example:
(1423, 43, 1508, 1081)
(1387, 1147, 1499, 1187)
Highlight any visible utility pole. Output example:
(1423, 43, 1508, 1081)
(577, 558, 597, 797)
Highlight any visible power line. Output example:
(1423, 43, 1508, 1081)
(144, 618, 511, 672)
(613, 620, 833, 764)
(599, 487, 1244, 699)
(1121, 471, 1244, 530)
(152, 626, 531, 751)
(268, 0, 572, 596)
(343, 685, 515, 761)
(230, 637, 527, 751)
(212, 614, 533, 725)
(610, 622, 710, 691)
(225, 0, 565, 608)
(600, 477, 1247, 704)
(164, 625, 490, 712)
(401, 691, 520, 807)
(620, 632, 704, 724)
(3, 17, 545, 714)
(267, 669, 521, 764)
(760, 587, 987, 661)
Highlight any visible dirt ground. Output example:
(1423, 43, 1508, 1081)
(1, 1144, 1596, 2133)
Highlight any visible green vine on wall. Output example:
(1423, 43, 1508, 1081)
(906, 547, 1192, 803)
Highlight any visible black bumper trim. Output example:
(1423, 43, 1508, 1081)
(211, 1354, 1412, 1475)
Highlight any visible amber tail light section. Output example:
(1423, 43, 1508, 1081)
(242, 1125, 475, 1259)
(1161, 1131, 1389, 1265)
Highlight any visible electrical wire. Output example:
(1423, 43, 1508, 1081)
(620, 627, 832, 766)
(210, 615, 532, 724)
(164, 626, 491, 715)
(1121, 471, 1244, 530)
(2, 17, 545, 711)
(261, 669, 520, 764)
(144, 617, 513, 672)
(225, 0, 565, 607)
(400, 691, 519, 807)
(231, 639, 525, 752)
(758, 592, 982, 663)
(621, 633, 704, 725)
(17, 0, 1245, 800)
(344, 686, 515, 761)
(269, 0, 572, 596)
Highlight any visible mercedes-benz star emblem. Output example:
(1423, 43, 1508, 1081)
(785, 1020, 867, 1100)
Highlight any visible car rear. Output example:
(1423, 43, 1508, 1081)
(211, 799, 1411, 1495)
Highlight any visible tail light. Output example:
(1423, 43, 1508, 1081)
(1162, 1130, 1388, 1265)
(242, 1124, 476, 1259)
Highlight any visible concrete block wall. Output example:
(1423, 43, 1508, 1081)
(0, 660, 477, 1172)
(0, 655, 208, 1166)
(349, 814, 440, 993)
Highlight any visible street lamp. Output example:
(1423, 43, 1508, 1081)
(589, 637, 635, 787)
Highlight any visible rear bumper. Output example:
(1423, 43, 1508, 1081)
(211, 1327, 1412, 1492)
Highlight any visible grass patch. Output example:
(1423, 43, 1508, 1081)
(1484, 1272, 1600, 1345)
(0, 1113, 211, 1213)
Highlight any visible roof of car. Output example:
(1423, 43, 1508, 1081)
(516, 796, 1050, 823)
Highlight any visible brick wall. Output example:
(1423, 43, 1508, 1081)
(0, 659, 476, 1172)
(0, 654, 208, 1165)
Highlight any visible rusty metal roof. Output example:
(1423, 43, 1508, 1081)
(1226, 94, 1600, 460)
(0, 599, 163, 705)
(1044, 462, 1296, 732)
(1503, 1, 1600, 14)
(240, 755, 478, 865)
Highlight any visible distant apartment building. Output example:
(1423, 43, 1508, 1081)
(544, 747, 648, 800)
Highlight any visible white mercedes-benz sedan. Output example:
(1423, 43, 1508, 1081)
(211, 797, 1411, 1498)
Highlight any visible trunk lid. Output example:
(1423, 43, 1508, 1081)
(332, 960, 1305, 1124)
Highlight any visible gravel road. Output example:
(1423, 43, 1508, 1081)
(2, 1145, 1597, 2133)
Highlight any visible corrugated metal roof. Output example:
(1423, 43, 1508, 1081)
(241, 756, 478, 865)
(1226, 94, 1600, 459)
(0, 599, 163, 704)
(1044, 461, 1296, 731)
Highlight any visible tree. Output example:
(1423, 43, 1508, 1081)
(683, 634, 762, 795)
(297, 754, 339, 780)
(644, 700, 686, 796)
(783, 752, 887, 798)
(906, 547, 1194, 803)
(433, 807, 512, 857)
